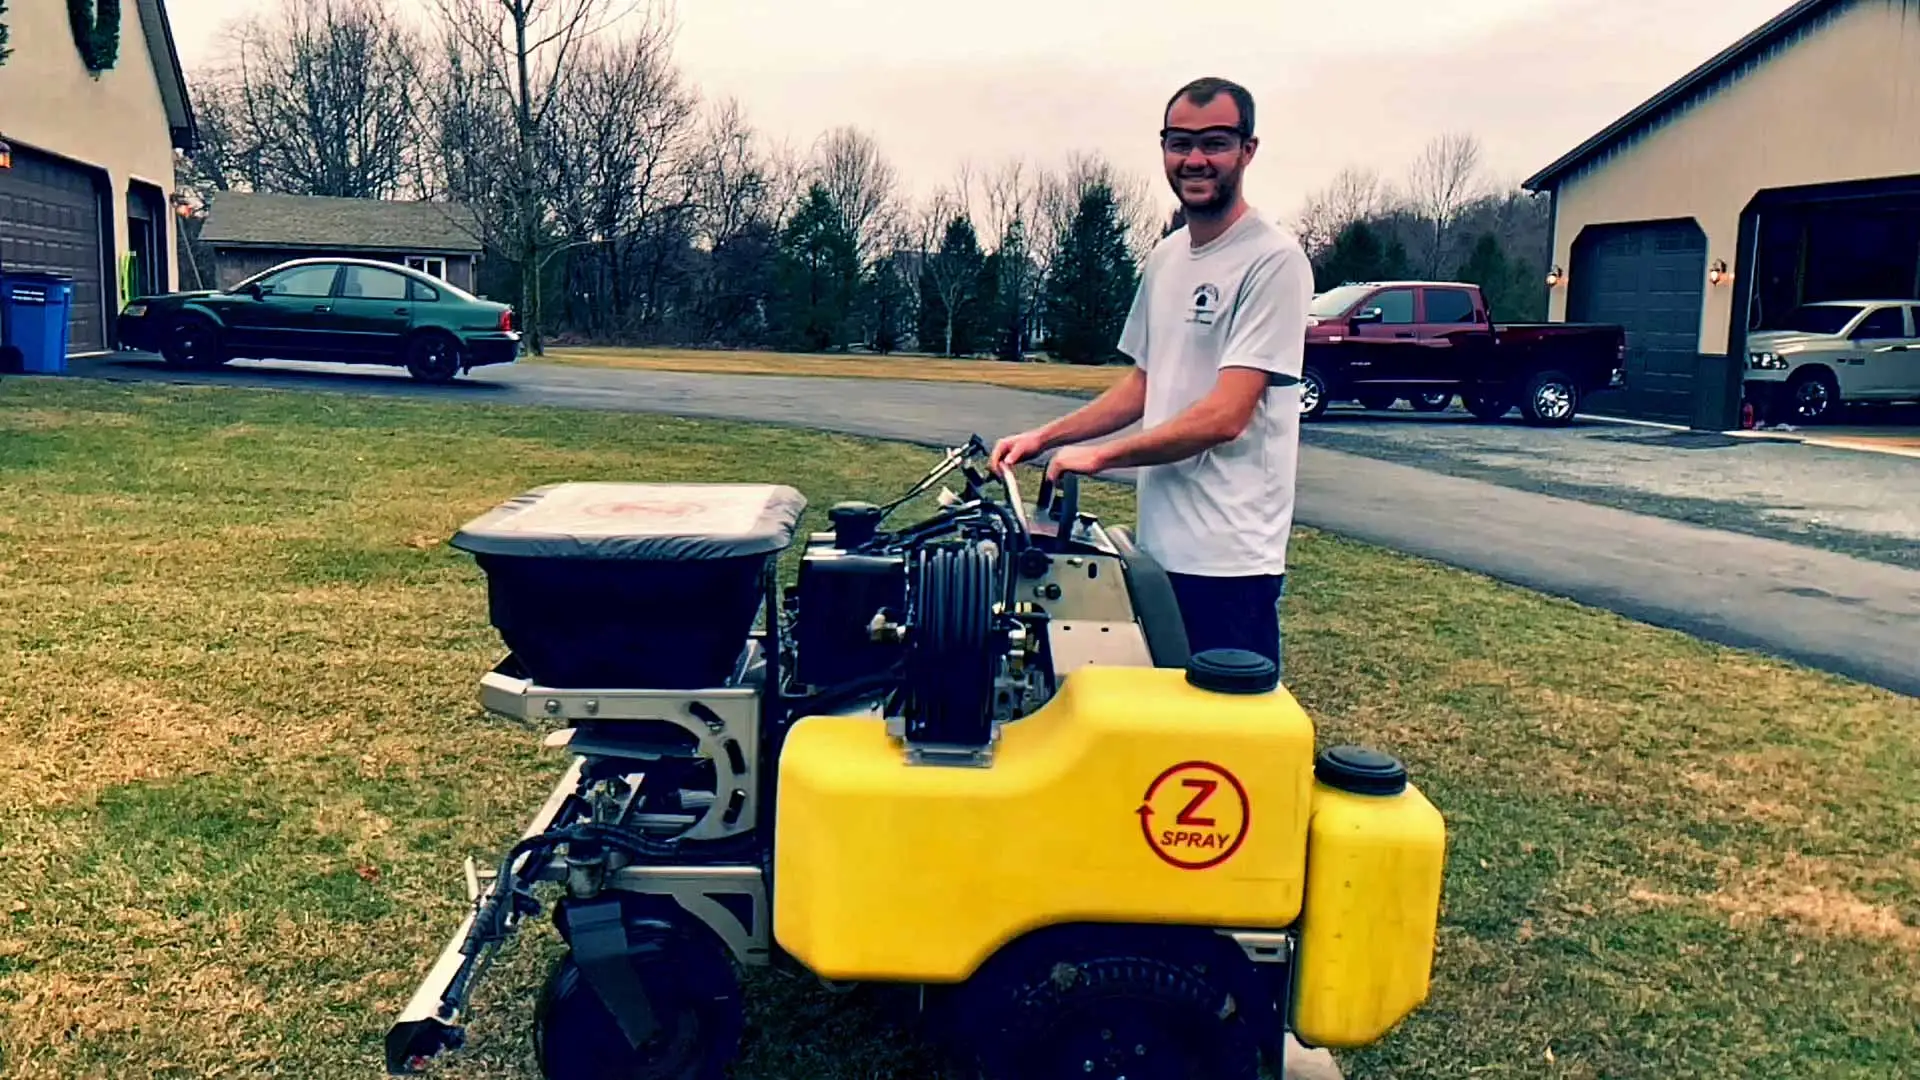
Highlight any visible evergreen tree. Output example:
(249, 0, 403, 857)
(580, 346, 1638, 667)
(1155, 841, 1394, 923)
(1454, 232, 1548, 322)
(982, 217, 1035, 362)
(1044, 184, 1139, 365)
(1454, 232, 1509, 305)
(769, 183, 861, 352)
(1313, 220, 1412, 291)
(916, 214, 987, 356)
(0, 1, 12, 66)
(863, 253, 914, 354)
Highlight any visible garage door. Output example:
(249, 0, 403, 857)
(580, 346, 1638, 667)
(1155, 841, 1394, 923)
(1569, 219, 1707, 424)
(0, 145, 108, 354)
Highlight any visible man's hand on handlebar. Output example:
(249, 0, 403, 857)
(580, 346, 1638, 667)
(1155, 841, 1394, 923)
(1045, 443, 1107, 483)
(988, 429, 1051, 477)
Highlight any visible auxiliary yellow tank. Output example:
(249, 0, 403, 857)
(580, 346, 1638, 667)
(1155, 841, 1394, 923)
(1290, 746, 1448, 1048)
(771, 662, 1318, 983)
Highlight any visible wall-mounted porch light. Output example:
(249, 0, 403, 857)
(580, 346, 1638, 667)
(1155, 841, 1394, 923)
(1708, 258, 1731, 286)
(1545, 265, 1564, 287)
(0, 140, 13, 170)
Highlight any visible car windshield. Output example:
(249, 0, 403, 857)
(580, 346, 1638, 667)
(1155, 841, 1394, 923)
(1775, 305, 1863, 335)
(1309, 285, 1377, 318)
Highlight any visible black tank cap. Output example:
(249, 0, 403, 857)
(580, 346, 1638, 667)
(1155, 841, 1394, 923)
(828, 501, 883, 546)
(1185, 649, 1279, 694)
(1315, 745, 1408, 796)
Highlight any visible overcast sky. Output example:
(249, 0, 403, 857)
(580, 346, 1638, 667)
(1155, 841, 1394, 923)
(166, 0, 1796, 223)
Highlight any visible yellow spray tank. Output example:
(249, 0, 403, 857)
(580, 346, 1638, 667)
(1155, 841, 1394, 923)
(1291, 746, 1448, 1048)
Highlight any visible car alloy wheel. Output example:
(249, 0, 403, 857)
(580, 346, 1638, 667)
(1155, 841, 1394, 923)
(407, 335, 462, 383)
(164, 320, 220, 369)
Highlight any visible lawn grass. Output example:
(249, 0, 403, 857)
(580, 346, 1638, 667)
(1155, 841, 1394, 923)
(0, 375, 1915, 1080)
(536, 345, 1128, 395)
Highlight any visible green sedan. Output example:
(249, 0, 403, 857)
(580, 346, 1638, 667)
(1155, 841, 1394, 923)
(116, 257, 521, 382)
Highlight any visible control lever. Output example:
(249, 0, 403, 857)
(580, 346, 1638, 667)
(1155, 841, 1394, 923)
(999, 465, 1033, 538)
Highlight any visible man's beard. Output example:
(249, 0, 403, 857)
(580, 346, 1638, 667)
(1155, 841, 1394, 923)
(1172, 167, 1237, 216)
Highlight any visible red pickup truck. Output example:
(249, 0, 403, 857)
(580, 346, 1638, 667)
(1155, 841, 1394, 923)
(1299, 280, 1627, 426)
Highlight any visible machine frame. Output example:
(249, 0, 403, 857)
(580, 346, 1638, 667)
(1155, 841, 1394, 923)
(384, 434, 1435, 1080)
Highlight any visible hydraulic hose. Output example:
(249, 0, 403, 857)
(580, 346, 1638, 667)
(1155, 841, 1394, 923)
(902, 544, 1001, 748)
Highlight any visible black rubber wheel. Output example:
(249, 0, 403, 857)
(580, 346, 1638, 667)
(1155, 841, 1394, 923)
(1463, 392, 1512, 422)
(1356, 392, 1397, 412)
(1409, 390, 1453, 412)
(161, 317, 227, 370)
(1299, 366, 1330, 421)
(405, 332, 463, 383)
(1519, 369, 1580, 426)
(973, 954, 1260, 1080)
(532, 919, 744, 1080)
(1784, 368, 1840, 424)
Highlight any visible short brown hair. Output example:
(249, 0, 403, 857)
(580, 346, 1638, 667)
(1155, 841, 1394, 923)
(1165, 77, 1255, 137)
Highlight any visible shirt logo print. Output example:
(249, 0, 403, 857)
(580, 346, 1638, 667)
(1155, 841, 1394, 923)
(1188, 283, 1221, 326)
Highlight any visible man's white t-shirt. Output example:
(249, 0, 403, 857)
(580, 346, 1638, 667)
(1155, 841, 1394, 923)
(1116, 209, 1314, 578)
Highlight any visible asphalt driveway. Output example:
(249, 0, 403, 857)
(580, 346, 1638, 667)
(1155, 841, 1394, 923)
(52, 353, 1920, 698)
(1301, 405, 1920, 570)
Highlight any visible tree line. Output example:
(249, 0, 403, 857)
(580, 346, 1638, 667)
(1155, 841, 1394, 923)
(1291, 134, 1553, 322)
(179, 0, 1553, 359)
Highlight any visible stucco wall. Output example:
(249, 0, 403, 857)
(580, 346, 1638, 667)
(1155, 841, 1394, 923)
(1546, 0, 1920, 353)
(0, 0, 181, 295)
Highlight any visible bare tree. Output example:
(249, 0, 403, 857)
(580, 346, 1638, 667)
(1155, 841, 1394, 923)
(1404, 133, 1485, 274)
(422, 0, 647, 352)
(1294, 165, 1392, 259)
(189, 0, 427, 199)
(690, 97, 773, 249)
(810, 126, 901, 268)
(541, 20, 700, 335)
(914, 172, 985, 356)
(1038, 150, 1159, 271)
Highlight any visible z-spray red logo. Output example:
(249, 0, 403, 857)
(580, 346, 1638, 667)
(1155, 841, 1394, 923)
(1136, 761, 1249, 870)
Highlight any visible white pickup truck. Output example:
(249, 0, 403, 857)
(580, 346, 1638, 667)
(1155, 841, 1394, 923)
(1745, 300, 1920, 423)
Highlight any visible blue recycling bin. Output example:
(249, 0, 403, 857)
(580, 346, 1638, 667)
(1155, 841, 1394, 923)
(0, 271, 76, 374)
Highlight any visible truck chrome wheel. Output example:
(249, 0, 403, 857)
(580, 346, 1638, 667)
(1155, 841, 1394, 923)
(1536, 384, 1571, 418)
(1787, 370, 1838, 422)
(1299, 368, 1329, 421)
(1520, 370, 1580, 426)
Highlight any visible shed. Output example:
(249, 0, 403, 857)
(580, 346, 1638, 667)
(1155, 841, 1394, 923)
(197, 192, 486, 293)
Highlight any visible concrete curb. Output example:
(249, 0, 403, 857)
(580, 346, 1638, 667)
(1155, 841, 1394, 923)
(1284, 1035, 1344, 1079)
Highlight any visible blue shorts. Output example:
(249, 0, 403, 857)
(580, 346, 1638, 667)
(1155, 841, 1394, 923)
(1165, 572, 1285, 673)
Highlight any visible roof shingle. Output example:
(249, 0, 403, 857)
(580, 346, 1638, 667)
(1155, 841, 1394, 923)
(198, 192, 484, 254)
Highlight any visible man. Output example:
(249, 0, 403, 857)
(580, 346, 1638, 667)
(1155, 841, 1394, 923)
(988, 76, 1313, 670)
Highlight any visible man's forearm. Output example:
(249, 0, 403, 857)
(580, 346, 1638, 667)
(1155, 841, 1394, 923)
(1085, 370, 1261, 469)
(1038, 368, 1146, 448)
(1087, 412, 1231, 469)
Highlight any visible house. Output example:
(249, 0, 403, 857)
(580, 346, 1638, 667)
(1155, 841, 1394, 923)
(0, 0, 197, 355)
(1523, 0, 1920, 429)
(196, 192, 486, 293)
